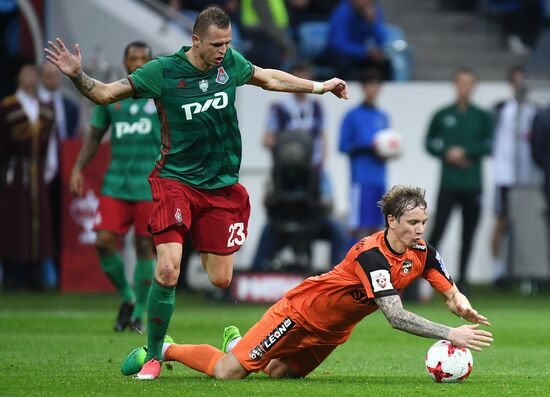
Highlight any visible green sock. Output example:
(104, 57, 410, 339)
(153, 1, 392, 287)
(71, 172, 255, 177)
(145, 279, 175, 361)
(131, 258, 154, 320)
(98, 252, 134, 303)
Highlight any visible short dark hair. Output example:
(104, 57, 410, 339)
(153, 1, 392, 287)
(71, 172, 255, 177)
(359, 68, 383, 85)
(193, 6, 231, 37)
(507, 65, 524, 82)
(378, 185, 427, 227)
(124, 41, 152, 59)
(452, 67, 476, 81)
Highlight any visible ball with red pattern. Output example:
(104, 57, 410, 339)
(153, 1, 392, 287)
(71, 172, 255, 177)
(373, 128, 404, 159)
(425, 340, 473, 383)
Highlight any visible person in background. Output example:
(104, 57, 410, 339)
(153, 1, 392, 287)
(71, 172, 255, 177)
(490, 66, 540, 287)
(531, 88, 550, 272)
(240, 0, 296, 70)
(424, 68, 493, 292)
(69, 42, 159, 333)
(38, 61, 81, 288)
(326, 0, 392, 80)
(339, 69, 389, 245)
(0, 64, 56, 290)
(252, 61, 347, 271)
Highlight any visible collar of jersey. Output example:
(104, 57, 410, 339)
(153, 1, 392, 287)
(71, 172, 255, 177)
(383, 229, 406, 258)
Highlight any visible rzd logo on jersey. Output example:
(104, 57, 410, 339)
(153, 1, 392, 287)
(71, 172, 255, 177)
(181, 92, 228, 120)
(114, 118, 152, 138)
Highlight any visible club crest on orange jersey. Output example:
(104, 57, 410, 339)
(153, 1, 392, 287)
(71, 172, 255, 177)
(402, 259, 413, 275)
(216, 67, 229, 84)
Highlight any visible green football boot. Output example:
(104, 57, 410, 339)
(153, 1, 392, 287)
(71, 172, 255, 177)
(120, 335, 174, 376)
(221, 326, 241, 353)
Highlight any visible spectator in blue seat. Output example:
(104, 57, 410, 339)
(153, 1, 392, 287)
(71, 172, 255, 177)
(326, 0, 392, 80)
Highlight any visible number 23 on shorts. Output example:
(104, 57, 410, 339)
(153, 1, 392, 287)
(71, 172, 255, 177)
(227, 222, 246, 247)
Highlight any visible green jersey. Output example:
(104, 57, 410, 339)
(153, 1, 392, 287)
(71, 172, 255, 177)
(425, 103, 493, 191)
(128, 46, 254, 189)
(90, 98, 161, 200)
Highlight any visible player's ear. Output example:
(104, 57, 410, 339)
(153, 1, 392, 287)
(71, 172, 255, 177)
(192, 34, 200, 47)
(387, 214, 396, 229)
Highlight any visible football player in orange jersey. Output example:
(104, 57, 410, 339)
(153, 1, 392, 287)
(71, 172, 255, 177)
(121, 185, 492, 379)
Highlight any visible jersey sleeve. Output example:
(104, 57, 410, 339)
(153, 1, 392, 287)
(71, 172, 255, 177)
(231, 48, 254, 86)
(422, 243, 454, 293)
(354, 248, 398, 299)
(127, 59, 163, 99)
(89, 104, 110, 130)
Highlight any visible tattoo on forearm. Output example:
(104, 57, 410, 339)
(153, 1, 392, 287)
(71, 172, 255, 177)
(376, 295, 450, 340)
(118, 78, 130, 86)
(72, 70, 96, 92)
(277, 81, 305, 92)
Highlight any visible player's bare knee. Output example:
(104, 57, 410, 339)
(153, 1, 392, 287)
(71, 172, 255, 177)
(209, 273, 232, 288)
(95, 232, 117, 255)
(212, 356, 248, 379)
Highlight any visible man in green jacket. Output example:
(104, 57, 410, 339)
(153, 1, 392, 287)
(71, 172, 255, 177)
(425, 68, 493, 291)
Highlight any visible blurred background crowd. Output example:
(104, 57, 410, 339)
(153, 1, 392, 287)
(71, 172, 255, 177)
(1, 0, 550, 301)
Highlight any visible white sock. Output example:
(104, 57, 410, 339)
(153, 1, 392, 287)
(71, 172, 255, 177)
(226, 337, 241, 353)
(161, 342, 173, 360)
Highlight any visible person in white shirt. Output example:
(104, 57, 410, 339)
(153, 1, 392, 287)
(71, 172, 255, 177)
(490, 66, 541, 286)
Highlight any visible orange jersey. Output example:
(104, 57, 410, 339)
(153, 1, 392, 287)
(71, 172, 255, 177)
(284, 230, 454, 344)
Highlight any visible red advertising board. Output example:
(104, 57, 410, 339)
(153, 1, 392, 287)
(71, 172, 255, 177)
(60, 140, 114, 292)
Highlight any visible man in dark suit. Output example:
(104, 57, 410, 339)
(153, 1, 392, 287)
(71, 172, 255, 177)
(38, 61, 81, 288)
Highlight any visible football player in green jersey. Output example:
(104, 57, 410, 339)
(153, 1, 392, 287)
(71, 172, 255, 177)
(45, 6, 348, 380)
(69, 42, 160, 333)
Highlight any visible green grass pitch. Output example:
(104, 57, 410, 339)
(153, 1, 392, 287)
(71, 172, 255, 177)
(1, 289, 549, 396)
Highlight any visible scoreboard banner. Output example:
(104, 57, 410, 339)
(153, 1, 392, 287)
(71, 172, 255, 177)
(60, 140, 114, 292)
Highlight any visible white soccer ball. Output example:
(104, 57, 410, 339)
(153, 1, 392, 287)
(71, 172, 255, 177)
(425, 340, 473, 383)
(373, 128, 403, 159)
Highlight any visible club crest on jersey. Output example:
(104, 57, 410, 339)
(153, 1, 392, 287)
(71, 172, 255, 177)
(402, 259, 413, 275)
(129, 103, 139, 115)
(175, 208, 183, 223)
(199, 79, 209, 92)
(370, 269, 393, 292)
(216, 67, 229, 84)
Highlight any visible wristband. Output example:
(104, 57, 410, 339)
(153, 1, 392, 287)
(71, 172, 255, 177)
(312, 81, 324, 94)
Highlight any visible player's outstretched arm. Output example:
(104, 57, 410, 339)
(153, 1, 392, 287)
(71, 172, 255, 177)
(442, 284, 491, 326)
(44, 38, 133, 105)
(247, 66, 349, 99)
(375, 295, 493, 351)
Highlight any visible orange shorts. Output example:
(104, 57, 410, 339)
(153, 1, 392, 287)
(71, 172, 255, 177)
(231, 298, 338, 377)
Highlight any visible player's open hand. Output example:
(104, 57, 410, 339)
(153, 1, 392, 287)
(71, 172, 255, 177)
(323, 78, 349, 99)
(69, 169, 85, 197)
(448, 324, 493, 352)
(457, 303, 490, 326)
(44, 38, 82, 79)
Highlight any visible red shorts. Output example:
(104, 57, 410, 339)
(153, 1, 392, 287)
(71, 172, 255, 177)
(94, 196, 154, 236)
(148, 177, 250, 254)
(231, 298, 338, 377)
